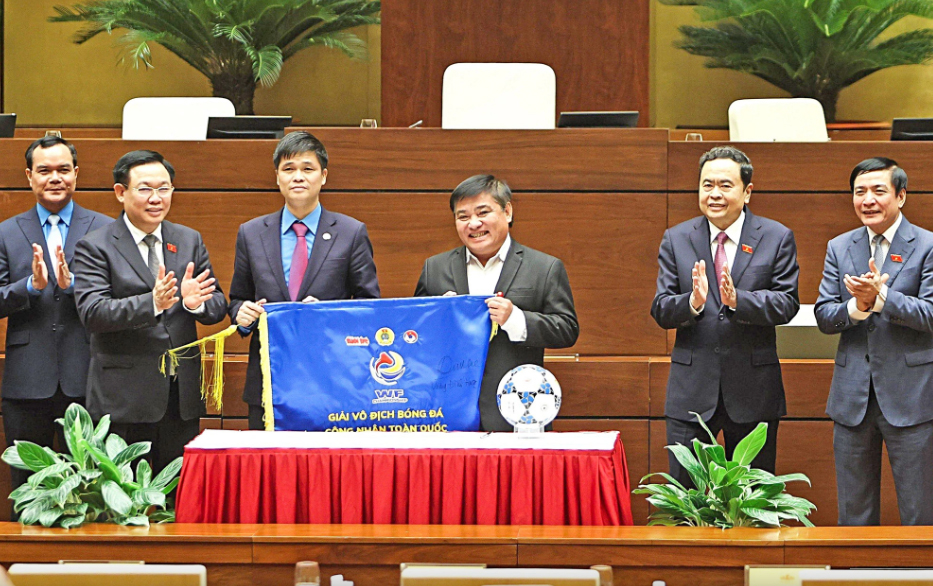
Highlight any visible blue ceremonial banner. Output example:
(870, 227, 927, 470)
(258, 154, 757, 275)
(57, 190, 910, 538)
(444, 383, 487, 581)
(259, 296, 492, 432)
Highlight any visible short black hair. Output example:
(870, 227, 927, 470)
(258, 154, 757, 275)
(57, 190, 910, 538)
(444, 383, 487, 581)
(850, 157, 908, 194)
(25, 136, 78, 170)
(450, 174, 513, 227)
(112, 150, 176, 186)
(273, 131, 328, 169)
(698, 145, 753, 188)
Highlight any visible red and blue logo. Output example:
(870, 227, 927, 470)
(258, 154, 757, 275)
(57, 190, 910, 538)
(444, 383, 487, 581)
(369, 351, 406, 385)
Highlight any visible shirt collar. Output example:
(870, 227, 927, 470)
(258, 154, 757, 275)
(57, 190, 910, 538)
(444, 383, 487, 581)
(465, 234, 512, 267)
(36, 200, 74, 227)
(123, 213, 163, 245)
(281, 204, 322, 237)
(867, 212, 903, 245)
(708, 210, 746, 246)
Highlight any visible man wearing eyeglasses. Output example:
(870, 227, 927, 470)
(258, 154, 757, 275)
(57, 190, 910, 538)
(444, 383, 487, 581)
(73, 150, 227, 471)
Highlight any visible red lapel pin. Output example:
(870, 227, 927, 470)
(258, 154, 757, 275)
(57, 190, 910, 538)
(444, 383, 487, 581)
(890, 254, 903, 263)
(741, 244, 753, 254)
(166, 243, 177, 253)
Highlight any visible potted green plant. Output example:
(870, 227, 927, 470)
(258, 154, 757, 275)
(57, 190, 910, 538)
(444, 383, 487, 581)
(50, 0, 381, 115)
(1, 403, 181, 528)
(634, 415, 816, 527)
(661, 0, 933, 122)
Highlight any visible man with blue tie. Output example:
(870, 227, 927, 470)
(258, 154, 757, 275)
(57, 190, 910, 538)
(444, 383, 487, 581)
(228, 131, 380, 429)
(0, 136, 111, 494)
(816, 157, 933, 525)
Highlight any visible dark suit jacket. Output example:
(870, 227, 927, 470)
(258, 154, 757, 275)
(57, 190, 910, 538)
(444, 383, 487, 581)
(815, 216, 933, 427)
(228, 207, 380, 405)
(414, 240, 579, 431)
(0, 204, 112, 400)
(651, 208, 799, 423)
(73, 216, 227, 423)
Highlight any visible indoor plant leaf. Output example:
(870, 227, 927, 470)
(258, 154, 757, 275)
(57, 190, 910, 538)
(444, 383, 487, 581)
(101, 480, 133, 516)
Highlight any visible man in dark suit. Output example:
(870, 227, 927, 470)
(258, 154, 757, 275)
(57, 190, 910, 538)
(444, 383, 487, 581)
(651, 146, 799, 486)
(0, 136, 111, 492)
(228, 131, 379, 430)
(816, 157, 933, 525)
(414, 175, 579, 431)
(73, 150, 227, 471)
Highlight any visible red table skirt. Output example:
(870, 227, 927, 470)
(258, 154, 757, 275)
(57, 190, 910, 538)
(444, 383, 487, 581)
(176, 438, 633, 525)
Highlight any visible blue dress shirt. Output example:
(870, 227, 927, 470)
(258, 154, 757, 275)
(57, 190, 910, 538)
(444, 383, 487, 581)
(27, 200, 75, 294)
(281, 204, 322, 287)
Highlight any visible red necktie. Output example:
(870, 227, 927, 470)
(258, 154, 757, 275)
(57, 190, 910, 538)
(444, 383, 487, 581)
(714, 231, 729, 283)
(288, 222, 309, 301)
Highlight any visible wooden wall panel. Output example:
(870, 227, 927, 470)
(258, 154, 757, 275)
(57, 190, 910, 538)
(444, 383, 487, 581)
(547, 358, 649, 417)
(668, 142, 933, 193)
(381, 0, 650, 128)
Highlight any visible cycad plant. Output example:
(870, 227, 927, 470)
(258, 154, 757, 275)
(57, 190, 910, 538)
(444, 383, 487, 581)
(50, 0, 381, 114)
(634, 414, 816, 527)
(662, 0, 933, 121)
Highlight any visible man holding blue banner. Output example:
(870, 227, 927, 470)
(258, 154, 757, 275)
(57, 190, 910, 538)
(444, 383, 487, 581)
(415, 175, 579, 431)
(228, 131, 380, 430)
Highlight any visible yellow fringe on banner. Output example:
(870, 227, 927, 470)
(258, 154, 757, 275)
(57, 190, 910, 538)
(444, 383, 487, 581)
(160, 325, 238, 412)
(259, 312, 274, 431)
(490, 321, 499, 341)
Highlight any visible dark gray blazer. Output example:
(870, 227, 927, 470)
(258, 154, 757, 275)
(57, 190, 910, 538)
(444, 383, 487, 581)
(0, 204, 112, 400)
(228, 207, 380, 406)
(414, 240, 579, 431)
(651, 208, 800, 423)
(816, 216, 933, 427)
(73, 216, 227, 423)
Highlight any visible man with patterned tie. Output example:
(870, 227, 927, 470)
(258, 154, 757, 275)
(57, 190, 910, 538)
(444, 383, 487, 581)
(651, 146, 800, 486)
(816, 157, 933, 525)
(73, 150, 227, 471)
(228, 131, 380, 430)
(0, 136, 111, 497)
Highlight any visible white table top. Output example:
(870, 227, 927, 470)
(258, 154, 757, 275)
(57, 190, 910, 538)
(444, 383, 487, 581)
(187, 429, 620, 451)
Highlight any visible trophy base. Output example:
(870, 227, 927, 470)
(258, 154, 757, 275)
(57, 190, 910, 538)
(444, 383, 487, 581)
(513, 422, 545, 436)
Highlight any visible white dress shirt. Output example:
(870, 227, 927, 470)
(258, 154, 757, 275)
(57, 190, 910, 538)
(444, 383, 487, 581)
(123, 215, 204, 316)
(465, 234, 527, 341)
(848, 212, 901, 322)
(692, 212, 746, 315)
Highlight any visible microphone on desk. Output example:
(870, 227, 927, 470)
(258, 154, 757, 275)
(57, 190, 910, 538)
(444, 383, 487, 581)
(408, 120, 423, 128)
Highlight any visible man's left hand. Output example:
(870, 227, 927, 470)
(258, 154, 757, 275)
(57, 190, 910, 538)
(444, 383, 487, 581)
(844, 257, 889, 311)
(486, 295, 513, 326)
(180, 262, 216, 310)
(54, 245, 72, 289)
(720, 264, 737, 309)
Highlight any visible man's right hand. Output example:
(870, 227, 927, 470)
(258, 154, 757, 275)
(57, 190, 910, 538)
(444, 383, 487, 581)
(690, 259, 708, 311)
(235, 299, 267, 328)
(153, 265, 179, 312)
(31, 244, 49, 290)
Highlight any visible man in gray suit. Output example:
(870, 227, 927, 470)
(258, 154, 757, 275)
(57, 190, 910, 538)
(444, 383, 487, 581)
(652, 146, 800, 486)
(816, 157, 933, 525)
(414, 175, 579, 431)
(74, 150, 227, 471)
(228, 131, 380, 430)
(0, 136, 111, 493)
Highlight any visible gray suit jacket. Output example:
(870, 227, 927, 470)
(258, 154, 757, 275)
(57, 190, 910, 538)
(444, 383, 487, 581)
(414, 240, 579, 431)
(0, 204, 112, 400)
(73, 216, 227, 423)
(228, 207, 380, 406)
(651, 209, 800, 423)
(815, 216, 933, 427)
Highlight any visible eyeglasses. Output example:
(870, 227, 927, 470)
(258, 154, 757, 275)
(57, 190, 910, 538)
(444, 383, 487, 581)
(124, 185, 174, 197)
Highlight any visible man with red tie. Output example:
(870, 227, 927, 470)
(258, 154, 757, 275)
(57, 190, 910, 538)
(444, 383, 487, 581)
(651, 146, 800, 486)
(228, 131, 380, 429)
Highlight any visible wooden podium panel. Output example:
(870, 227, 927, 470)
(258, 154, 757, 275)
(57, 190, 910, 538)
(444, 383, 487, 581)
(381, 0, 650, 128)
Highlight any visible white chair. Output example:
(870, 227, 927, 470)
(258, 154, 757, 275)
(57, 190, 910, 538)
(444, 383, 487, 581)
(122, 97, 235, 140)
(442, 63, 556, 129)
(728, 98, 829, 142)
(400, 565, 600, 586)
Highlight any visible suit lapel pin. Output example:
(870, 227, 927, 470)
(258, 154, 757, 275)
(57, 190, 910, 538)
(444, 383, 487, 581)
(322, 233, 332, 241)
(166, 243, 177, 253)
(891, 253, 903, 263)
(741, 244, 753, 254)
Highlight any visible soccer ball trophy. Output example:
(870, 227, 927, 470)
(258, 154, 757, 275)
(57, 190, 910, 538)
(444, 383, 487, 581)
(496, 364, 562, 435)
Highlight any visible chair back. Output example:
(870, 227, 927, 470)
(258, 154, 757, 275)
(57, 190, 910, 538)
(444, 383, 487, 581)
(122, 97, 235, 140)
(442, 63, 556, 129)
(728, 98, 829, 142)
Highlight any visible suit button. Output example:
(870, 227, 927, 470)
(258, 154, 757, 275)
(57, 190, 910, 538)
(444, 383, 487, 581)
(865, 354, 870, 362)
(868, 324, 875, 332)
(714, 347, 720, 354)
(54, 295, 60, 301)
(718, 314, 724, 321)
(52, 324, 57, 331)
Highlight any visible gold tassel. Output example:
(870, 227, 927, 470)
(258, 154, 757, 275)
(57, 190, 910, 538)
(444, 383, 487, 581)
(161, 325, 238, 412)
(259, 312, 274, 431)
